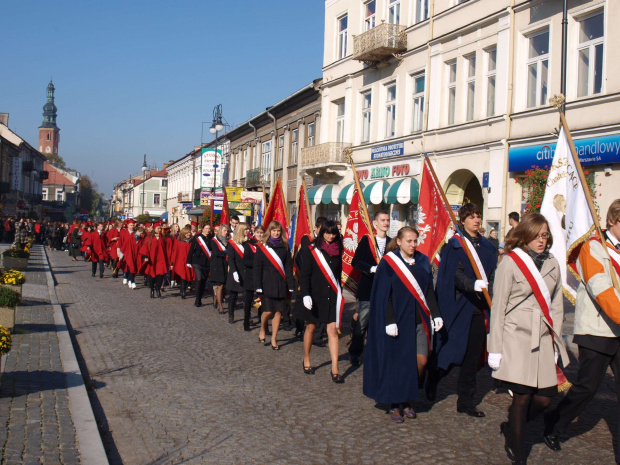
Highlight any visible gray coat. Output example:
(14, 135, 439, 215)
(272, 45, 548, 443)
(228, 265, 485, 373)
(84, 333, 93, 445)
(488, 252, 569, 389)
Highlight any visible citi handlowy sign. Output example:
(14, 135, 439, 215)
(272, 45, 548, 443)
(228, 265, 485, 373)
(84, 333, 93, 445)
(508, 133, 620, 172)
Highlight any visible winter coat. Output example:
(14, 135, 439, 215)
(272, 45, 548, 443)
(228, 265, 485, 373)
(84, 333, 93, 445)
(254, 240, 295, 299)
(225, 241, 246, 293)
(300, 243, 343, 324)
(488, 251, 568, 389)
(208, 236, 228, 285)
(186, 234, 212, 269)
(241, 239, 258, 291)
(170, 238, 195, 282)
(139, 234, 169, 277)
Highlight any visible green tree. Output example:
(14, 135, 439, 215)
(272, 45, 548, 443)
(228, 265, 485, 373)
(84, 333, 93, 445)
(79, 175, 105, 217)
(45, 153, 66, 169)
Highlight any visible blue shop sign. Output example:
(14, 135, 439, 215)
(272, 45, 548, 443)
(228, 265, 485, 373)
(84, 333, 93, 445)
(371, 142, 405, 160)
(509, 133, 620, 172)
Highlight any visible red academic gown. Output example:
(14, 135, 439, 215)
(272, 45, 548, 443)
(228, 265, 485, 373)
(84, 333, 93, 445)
(88, 230, 109, 263)
(170, 238, 195, 282)
(139, 234, 169, 277)
(106, 228, 121, 260)
(124, 233, 143, 274)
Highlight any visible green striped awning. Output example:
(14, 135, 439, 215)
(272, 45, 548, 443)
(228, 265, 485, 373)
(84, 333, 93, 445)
(307, 184, 341, 205)
(363, 181, 389, 205)
(385, 178, 420, 204)
(337, 182, 365, 205)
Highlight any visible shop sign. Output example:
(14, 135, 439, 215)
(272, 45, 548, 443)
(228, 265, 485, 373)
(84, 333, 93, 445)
(225, 186, 243, 202)
(370, 142, 405, 160)
(357, 162, 415, 181)
(11, 157, 22, 191)
(182, 203, 193, 211)
(508, 133, 620, 172)
(200, 148, 224, 189)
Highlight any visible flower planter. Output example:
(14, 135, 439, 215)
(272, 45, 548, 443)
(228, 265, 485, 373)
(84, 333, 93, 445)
(0, 306, 16, 331)
(2, 256, 28, 271)
(0, 284, 22, 297)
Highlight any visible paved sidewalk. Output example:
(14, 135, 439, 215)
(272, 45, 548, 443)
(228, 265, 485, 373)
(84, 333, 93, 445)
(47, 248, 617, 465)
(0, 245, 107, 465)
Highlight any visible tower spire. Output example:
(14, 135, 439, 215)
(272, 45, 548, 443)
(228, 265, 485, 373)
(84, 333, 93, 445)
(41, 79, 57, 129)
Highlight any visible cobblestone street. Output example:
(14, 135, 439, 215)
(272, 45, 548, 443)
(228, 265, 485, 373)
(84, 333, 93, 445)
(48, 249, 617, 465)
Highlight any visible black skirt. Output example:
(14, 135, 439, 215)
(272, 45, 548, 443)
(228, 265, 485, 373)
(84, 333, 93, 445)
(496, 380, 557, 397)
(261, 295, 286, 313)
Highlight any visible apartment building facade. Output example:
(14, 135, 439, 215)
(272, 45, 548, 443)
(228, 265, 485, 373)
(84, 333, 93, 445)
(318, 0, 618, 237)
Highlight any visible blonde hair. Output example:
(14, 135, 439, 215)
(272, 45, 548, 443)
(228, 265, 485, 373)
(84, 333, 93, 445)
(180, 226, 191, 238)
(263, 221, 284, 245)
(233, 223, 248, 244)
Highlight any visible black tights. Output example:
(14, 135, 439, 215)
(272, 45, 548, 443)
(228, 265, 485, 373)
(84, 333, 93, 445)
(507, 393, 552, 461)
(243, 290, 254, 326)
(147, 275, 164, 290)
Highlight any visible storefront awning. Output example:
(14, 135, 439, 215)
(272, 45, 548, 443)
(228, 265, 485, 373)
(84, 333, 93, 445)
(363, 181, 389, 205)
(337, 182, 365, 205)
(308, 185, 341, 205)
(385, 178, 420, 204)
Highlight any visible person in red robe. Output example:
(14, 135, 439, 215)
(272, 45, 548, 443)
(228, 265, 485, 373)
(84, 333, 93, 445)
(87, 222, 109, 278)
(118, 219, 136, 284)
(106, 219, 123, 278)
(139, 222, 169, 298)
(122, 226, 145, 289)
(170, 226, 195, 299)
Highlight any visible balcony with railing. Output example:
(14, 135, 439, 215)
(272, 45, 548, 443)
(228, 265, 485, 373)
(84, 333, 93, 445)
(353, 22, 407, 63)
(177, 191, 191, 202)
(301, 142, 351, 180)
(244, 168, 271, 189)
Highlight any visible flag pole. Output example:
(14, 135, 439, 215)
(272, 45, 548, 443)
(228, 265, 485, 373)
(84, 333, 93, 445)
(423, 154, 493, 308)
(302, 182, 312, 232)
(557, 107, 620, 292)
(345, 148, 380, 263)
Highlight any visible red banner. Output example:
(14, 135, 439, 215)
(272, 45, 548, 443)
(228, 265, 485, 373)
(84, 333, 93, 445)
(293, 184, 312, 278)
(341, 189, 376, 294)
(263, 178, 290, 239)
(220, 188, 230, 226)
(416, 159, 452, 265)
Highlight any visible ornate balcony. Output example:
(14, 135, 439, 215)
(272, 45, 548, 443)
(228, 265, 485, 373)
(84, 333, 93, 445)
(245, 168, 271, 189)
(177, 191, 191, 202)
(353, 22, 407, 63)
(301, 142, 351, 180)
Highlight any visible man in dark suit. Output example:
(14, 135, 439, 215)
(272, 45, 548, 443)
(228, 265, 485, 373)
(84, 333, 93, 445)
(348, 210, 391, 367)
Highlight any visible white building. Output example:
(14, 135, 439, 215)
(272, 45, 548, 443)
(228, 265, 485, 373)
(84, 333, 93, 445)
(315, 0, 618, 237)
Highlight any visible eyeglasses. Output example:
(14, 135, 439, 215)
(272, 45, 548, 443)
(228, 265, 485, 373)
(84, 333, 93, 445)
(534, 232, 550, 240)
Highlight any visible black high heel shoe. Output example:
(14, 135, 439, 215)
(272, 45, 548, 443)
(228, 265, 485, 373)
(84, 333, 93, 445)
(330, 371, 344, 384)
(500, 422, 515, 462)
(303, 362, 315, 375)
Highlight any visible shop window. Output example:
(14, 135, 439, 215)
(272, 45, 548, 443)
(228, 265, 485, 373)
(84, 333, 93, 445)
(577, 12, 604, 97)
(526, 30, 549, 108)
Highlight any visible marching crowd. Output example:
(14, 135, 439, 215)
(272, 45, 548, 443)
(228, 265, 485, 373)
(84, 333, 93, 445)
(20, 196, 620, 465)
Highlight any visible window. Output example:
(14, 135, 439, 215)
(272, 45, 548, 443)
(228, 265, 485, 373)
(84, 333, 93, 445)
(56, 190, 63, 201)
(385, 83, 397, 138)
(252, 144, 259, 170)
(335, 100, 346, 144)
(277, 135, 284, 169)
(291, 129, 298, 165)
(42, 189, 48, 201)
(153, 193, 161, 205)
(161, 179, 167, 187)
(389, 0, 401, 24)
(577, 12, 604, 97)
(307, 123, 315, 147)
(261, 141, 272, 174)
(364, 1, 376, 30)
(46, 133, 50, 141)
(243, 148, 248, 174)
(337, 14, 348, 59)
(447, 61, 457, 125)
(416, 0, 429, 23)
(526, 30, 549, 108)
(486, 47, 497, 116)
(465, 54, 476, 121)
(361, 91, 372, 142)
(412, 73, 425, 132)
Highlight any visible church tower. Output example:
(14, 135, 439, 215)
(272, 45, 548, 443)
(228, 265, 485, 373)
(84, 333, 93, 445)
(38, 80, 60, 157)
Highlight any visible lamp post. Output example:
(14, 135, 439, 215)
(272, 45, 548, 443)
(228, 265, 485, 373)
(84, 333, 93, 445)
(207, 105, 225, 228)
(141, 154, 147, 216)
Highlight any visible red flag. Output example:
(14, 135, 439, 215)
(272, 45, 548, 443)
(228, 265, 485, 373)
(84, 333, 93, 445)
(341, 189, 377, 294)
(220, 188, 230, 226)
(293, 184, 312, 278)
(263, 178, 290, 239)
(416, 158, 452, 265)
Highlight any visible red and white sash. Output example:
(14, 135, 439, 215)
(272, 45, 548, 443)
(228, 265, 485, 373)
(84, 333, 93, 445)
(453, 234, 488, 282)
(257, 243, 286, 280)
(229, 240, 244, 259)
(247, 243, 256, 254)
(384, 252, 433, 350)
(213, 237, 228, 261)
(507, 248, 553, 328)
(196, 235, 211, 259)
(309, 245, 345, 329)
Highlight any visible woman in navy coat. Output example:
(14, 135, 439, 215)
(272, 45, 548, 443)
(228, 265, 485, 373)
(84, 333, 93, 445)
(363, 226, 442, 422)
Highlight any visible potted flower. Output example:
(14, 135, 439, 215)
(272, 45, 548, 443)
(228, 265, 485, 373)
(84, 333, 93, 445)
(2, 247, 29, 271)
(0, 286, 21, 331)
(0, 324, 12, 374)
(0, 270, 26, 296)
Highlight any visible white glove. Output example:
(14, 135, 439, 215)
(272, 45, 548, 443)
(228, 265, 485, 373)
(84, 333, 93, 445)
(256, 288, 263, 293)
(474, 280, 488, 292)
(385, 323, 398, 337)
(288, 289, 294, 293)
(233, 271, 240, 283)
(555, 352, 559, 364)
(432, 317, 444, 332)
(370, 266, 377, 273)
(187, 264, 192, 268)
(303, 296, 312, 310)
(117, 249, 123, 260)
(488, 353, 502, 371)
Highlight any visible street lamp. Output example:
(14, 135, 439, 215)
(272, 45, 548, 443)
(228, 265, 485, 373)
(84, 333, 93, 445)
(141, 154, 147, 215)
(209, 104, 225, 194)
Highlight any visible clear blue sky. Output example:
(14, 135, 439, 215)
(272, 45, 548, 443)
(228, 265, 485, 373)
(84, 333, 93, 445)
(0, 0, 324, 196)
